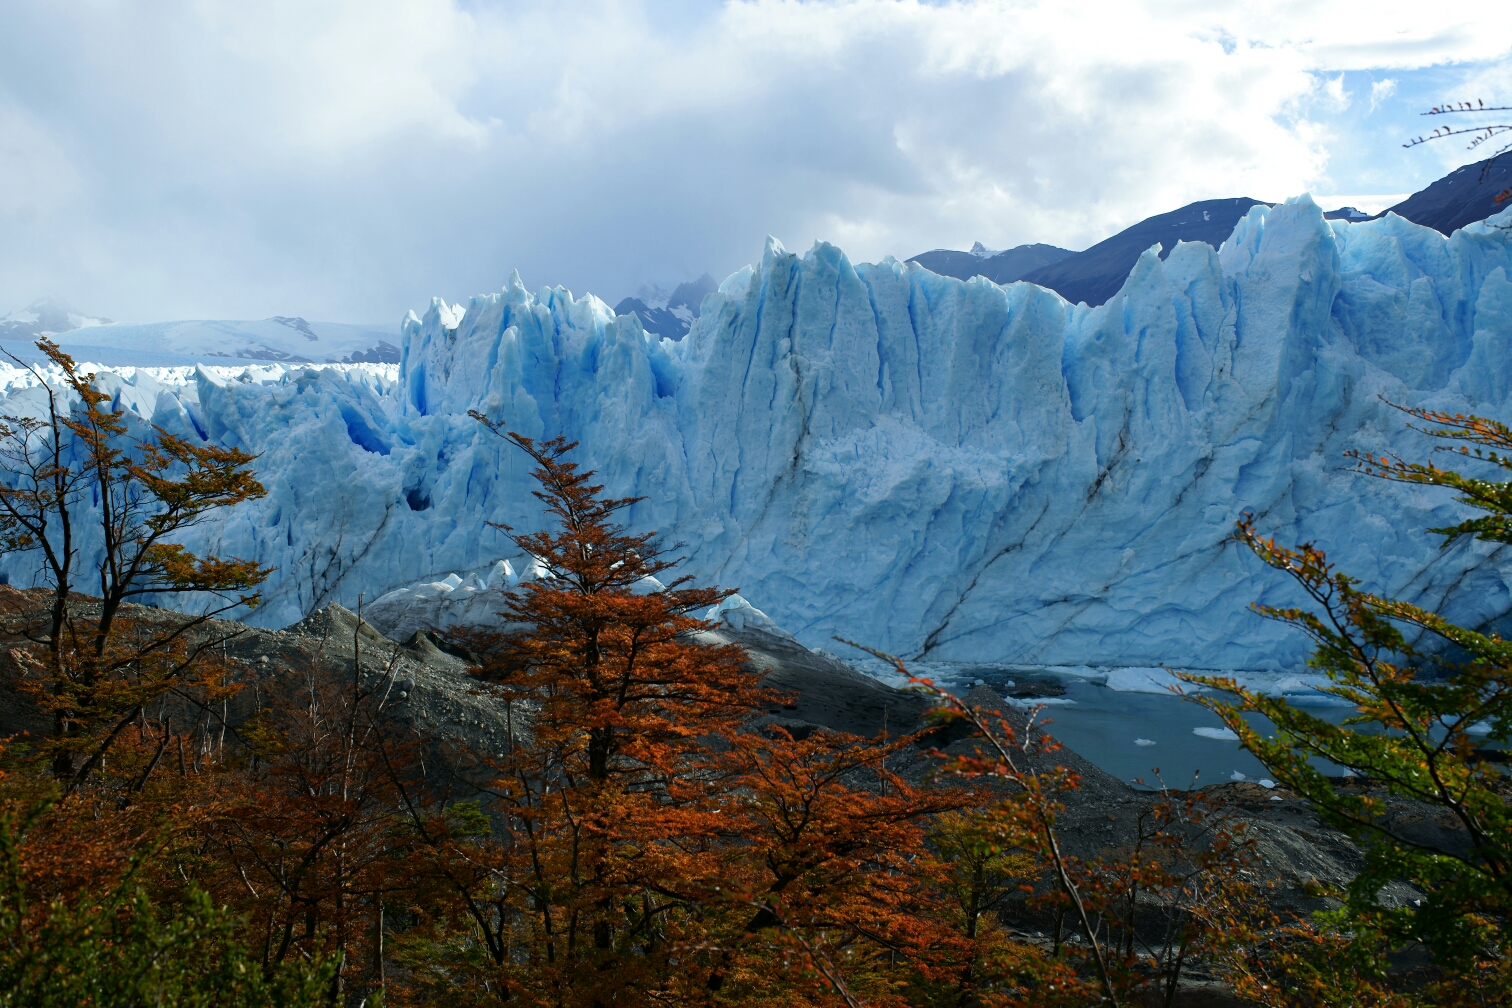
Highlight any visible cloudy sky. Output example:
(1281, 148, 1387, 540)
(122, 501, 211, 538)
(1, 0, 1507, 324)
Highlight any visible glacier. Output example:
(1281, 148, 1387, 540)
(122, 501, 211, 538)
(3, 195, 1512, 675)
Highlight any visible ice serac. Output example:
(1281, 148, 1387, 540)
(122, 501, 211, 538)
(3, 200, 1512, 674)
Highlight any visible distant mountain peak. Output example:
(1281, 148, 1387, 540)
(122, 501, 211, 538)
(1, 296, 113, 341)
(906, 243, 1076, 286)
(616, 273, 719, 341)
(1014, 197, 1272, 307)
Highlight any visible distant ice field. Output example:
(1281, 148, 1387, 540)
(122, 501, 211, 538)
(0, 317, 402, 370)
(0, 360, 398, 391)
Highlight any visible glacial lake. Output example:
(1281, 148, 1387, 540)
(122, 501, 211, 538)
(847, 658, 1371, 789)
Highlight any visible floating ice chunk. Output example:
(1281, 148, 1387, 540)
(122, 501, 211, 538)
(1194, 727, 1240, 741)
(1257, 779, 1276, 789)
(1103, 668, 1188, 694)
(1261, 675, 1356, 707)
(1134, 738, 1157, 747)
(1467, 721, 1494, 736)
(1230, 771, 1248, 782)
(1002, 695, 1078, 709)
(1269, 795, 1284, 801)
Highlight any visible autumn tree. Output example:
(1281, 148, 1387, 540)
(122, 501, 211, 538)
(1064, 788, 1264, 1008)
(437, 421, 775, 1003)
(185, 619, 428, 1006)
(0, 341, 309, 1004)
(689, 727, 975, 1005)
(0, 339, 269, 788)
(1182, 404, 1512, 1005)
(927, 809, 1039, 995)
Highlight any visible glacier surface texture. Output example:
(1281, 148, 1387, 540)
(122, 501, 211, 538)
(4, 197, 1512, 674)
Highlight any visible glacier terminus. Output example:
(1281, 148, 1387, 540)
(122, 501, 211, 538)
(3, 195, 1512, 678)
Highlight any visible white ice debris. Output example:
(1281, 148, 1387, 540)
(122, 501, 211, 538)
(362, 558, 539, 641)
(1194, 727, 1241, 741)
(1258, 779, 1276, 788)
(1101, 668, 1187, 694)
(3, 201, 1511, 680)
(703, 594, 797, 640)
(1134, 738, 1157, 747)
(1230, 771, 1249, 782)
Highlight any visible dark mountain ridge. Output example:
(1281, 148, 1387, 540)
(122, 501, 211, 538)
(613, 273, 719, 341)
(907, 156, 1511, 308)
(1015, 197, 1270, 307)
(907, 242, 1075, 285)
(1379, 156, 1512, 236)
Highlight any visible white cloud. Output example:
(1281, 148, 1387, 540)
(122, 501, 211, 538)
(1370, 78, 1398, 112)
(0, 0, 1506, 322)
(1322, 73, 1350, 111)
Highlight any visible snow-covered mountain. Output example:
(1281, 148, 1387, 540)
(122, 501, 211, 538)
(612, 274, 719, 341)
(0, 303, 400, 368)
(2, 197, 1511, 678)
(0, 297, 114, 341)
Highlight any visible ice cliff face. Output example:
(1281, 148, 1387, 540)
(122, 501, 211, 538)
(4, 197, 1512, 673)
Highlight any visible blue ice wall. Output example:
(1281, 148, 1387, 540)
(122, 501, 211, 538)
(5, 197, 1512, 673)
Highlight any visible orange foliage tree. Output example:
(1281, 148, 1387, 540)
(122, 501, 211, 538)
(0, 339, 269, 787)
(430, 422, 990, 1006)
(440, 421, 773, 1003)
(693, 727, 976, 1006)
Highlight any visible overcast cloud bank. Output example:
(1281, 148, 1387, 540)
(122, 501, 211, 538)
(1, 0, 1507, 323)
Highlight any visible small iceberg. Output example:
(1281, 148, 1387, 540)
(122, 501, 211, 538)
(1194, 726, 1240, 741)
(1134, 738, 1156, 747)
(1102, 667, 1188, 694)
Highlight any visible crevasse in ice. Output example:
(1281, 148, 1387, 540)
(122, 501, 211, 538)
(3, 197, 1512, 674)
